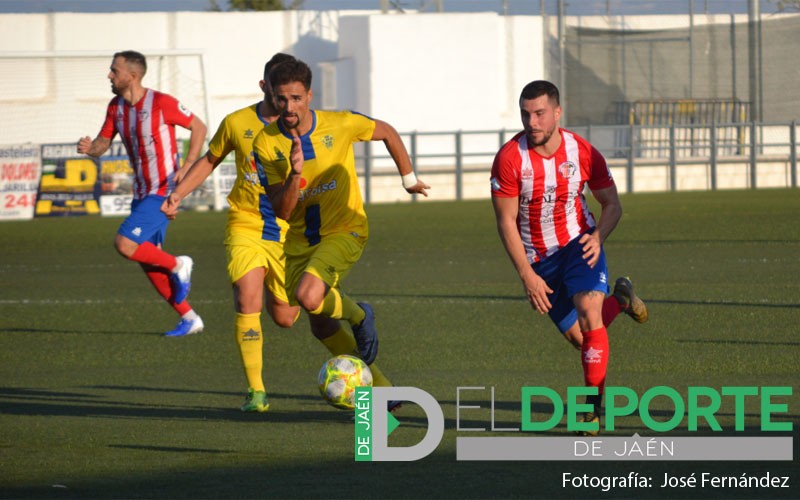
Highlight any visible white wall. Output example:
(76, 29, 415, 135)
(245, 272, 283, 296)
(0, 10, 542, 145)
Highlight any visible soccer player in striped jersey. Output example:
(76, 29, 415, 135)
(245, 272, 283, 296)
(491, 80, 648, 435)
(78, 50, 207, 338)
(253, 58, 429, 408)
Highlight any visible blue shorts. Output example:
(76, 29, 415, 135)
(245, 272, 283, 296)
(532, 232, 609, 334)
(117, 195, 169, 246)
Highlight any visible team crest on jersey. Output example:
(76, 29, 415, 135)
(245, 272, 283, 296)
(322, 134, 334, 150)
(244, 129, 254, 139)
(178, 102, 192, 118)
(558, 161, 577, 179)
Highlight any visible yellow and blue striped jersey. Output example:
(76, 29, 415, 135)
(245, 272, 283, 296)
(252, 110, 375, 246)
(208, 102, 288, 242)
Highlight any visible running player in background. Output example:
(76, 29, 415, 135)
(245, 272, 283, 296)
(253, 58, 429, 407)
(77, 50, 207, 338)
(491, 80, 648, 436)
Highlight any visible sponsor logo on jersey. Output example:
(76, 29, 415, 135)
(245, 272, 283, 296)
(178, 102, 193, 118)
(558, 161, 577, 179)
(490, 177, 501, 191)
(298, 179, 337, 203)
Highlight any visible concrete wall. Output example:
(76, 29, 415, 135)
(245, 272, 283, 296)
(0, 10, 540, 145)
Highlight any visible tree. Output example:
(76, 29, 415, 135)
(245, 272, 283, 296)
(208, 0, 285, 11)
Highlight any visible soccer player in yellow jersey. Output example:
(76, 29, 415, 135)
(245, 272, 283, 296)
(253, 59, 429, 393)
(162, 54, 299, 412)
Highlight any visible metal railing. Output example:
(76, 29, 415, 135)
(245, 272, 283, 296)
(355, 121, 799, 202)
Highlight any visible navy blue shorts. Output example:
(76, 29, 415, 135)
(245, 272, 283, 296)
(532, 233, 609, 334)
(117, 195, 169, 246)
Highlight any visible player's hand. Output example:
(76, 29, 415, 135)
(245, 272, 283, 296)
(405, 178, 431, 197)
(174, 165, 189, 185)
(77, 136, 92, 154)
(579, 231, 602, 268)
(522, 272, 553, 315)
(161, 193, 181, 220)
(289, 136, 304, 175)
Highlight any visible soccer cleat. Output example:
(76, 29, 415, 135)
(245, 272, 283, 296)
(575, 412, 600, 437)
(241, 389, 270, 413)
(170, 255, 194, 304)
(351, 302, 379, 365)
(164, 316, 204, 337)
(612, 276, 648, 324)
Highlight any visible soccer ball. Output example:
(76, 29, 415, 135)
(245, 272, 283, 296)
(318, 355, 373, 410)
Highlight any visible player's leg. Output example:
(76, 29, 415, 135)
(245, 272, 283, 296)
(309, 313, 393, 387)
(227, 235, 276, 412)
(288, 233, 378, 365)
(117, 195, 193, 303)
(140, 262, 203, 337)
(568, 240, 611, 435)
(608, 277, 648, 324)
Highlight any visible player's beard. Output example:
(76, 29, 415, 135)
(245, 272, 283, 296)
(526, 126, 556, 147)
(281, 113, 299, 129)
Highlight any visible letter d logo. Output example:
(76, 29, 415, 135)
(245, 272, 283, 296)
(363, 387, 444, 461)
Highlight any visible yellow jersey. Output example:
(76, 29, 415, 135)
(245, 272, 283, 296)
(252, 110, 375, 246)
(208, 102, 288, 242)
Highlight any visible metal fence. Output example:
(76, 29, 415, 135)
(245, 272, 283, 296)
(354, 121, 799, 203)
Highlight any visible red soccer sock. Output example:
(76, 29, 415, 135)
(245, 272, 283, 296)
(143, 266, 191, 315)
(581, 327, 609, 393)
(130, 242, 178, 272)
(602, 295, 623, 327)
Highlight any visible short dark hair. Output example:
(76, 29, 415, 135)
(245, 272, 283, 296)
(519, 80, 560, 106)
(269, 59, 312, 91)
(114, 50, 147, 76)
(264, 53, 296, 80)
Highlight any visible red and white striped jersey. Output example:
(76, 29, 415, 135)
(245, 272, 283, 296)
(491, 128, 615, 263)
(99, 89, 195, 200)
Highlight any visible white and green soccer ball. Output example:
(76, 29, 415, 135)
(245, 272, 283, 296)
(318, 355, 373, 410)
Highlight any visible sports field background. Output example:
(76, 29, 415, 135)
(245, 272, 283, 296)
(1, 189, 798, 499)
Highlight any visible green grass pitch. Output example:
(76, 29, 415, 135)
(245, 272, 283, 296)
(1, 189, 798, 498)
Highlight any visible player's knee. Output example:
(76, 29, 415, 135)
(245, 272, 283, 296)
(114, 237, 135, 258)
(270, 308, 297, 329)
(295, 289, 323, 313)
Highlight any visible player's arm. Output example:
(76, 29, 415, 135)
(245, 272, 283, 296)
(579, 183, 623, 268)
(76, 135, 111, 157)
(579, 184, 622, 268)
(162, 151, 221, 220)
(174, 115, 208, 184)
(265, 136, 304, 220)
(492, 195, 553, 314)
(371, 119, 430, 197)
